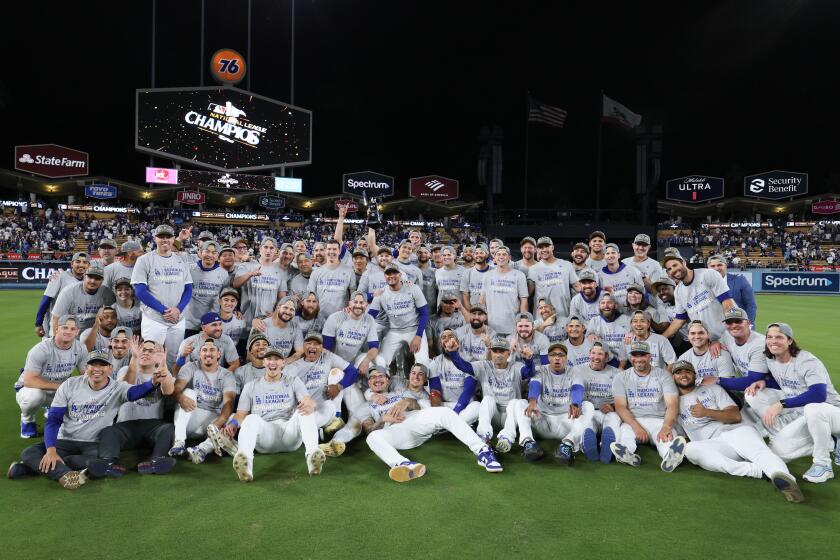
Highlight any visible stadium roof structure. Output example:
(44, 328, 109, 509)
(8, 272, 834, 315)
(0, 168, 482, 217)
(657, 194, 840, 218)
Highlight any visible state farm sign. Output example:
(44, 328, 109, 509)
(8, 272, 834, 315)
(409, 175, 459, 202)
(177, 191, 205, 205)
(15, 144, 89, 178)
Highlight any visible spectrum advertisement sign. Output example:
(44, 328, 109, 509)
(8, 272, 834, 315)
(759, 272, 839, 294)
(136, 86, 312, 172)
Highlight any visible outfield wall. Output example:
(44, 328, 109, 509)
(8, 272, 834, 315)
(2, 260, 839, 294)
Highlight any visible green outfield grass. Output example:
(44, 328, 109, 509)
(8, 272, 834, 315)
(1, 290, 839, 558)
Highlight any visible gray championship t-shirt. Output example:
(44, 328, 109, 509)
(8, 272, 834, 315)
(322, 311, 379, 362)
(674, 268, 730, 341)
(179, 333, 240, 368)
(767, 350, 840, 407)
(307, 263, 357, 319)
(612, 367, 677, 418)
(17, 338, 89, 389)
(677, 385, 740, 441)
(528, 259, 578, 318)
(130, 252, 192, 325)
(677, 348, 737, 380)
(470, 360, 526, 409)
(282, 350, 350, 404)
(574, 363, 621, 408)
(428, 354, 476, 403)
(238, 375, 310, 421)
(52, 376, 132, 442)
(185, 264, 231, 330)
(51, 283, 116, 331)
(116, 367, 167, 421)
(235, 261, 288, 323)
(369, 283, 428, 333)
(176, 363, 237, 414)
(529, 366, 582, 415)
(481, 268, 528, 335)
(260, 321, 304, 358)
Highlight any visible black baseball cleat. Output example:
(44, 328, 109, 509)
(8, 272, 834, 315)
(137, 456, 177, 475)
(554, 440, 574, 466)
(521, 439, 545, 462)
(87, 459, 127, 479)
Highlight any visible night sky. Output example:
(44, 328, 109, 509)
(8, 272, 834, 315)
(3, 0, 839, 210)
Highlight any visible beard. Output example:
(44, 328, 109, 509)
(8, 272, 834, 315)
(470, 319, 484, 329)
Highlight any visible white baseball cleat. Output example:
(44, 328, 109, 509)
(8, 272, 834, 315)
(495, 435, 512, 454)
(323, 417, 346, 438)
(207, 424, 239, 457)
(660, 436, 687, 473)
(307, 449, 326, 476)
(389, 461, 426, 482)
(319, 440, 346, 457)
(610, 442, 641, 467)
(232, 452, 253, 482)
(802, 462, 834, 484)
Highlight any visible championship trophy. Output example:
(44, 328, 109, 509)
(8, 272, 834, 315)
(363, 192, 382, 228)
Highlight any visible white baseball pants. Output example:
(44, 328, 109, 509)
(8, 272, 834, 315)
(804, 402, 840, 466)
(237, 410, 320, 458)
(141, 315, 186, 369)
(378, 329, 430, 371)
(365, 407, 486, 467)
(589, 408, 622, 436)
(477, 396, 519, 442)
(16, 388, 54, 423)
(617, 415, 680, 459)
(684, 425, 789, 478)
(745, 389, 811, 461)
(513, 400, 595, 449)
(443, 400, 480, 425)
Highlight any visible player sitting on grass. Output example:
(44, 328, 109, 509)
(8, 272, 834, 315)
(576, 342, 622, 464)
(227, 346, 326, 482)
(8, 351, 160, 489)
(445, 336, 536, 453)
(363, 367, 504, 482)
(610, 341, 687, 472)
(169, 340, 238, 464)
(671, 360, 804, 503)
(511, 342, 593, 465)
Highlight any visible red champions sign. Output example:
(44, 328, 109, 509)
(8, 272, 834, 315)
(177, 191, 206, 205)
(409, 175, 459, 202)
(334, 199, 359, 212)
(812, 201, 840, 215)
(15, 144, 89, 178)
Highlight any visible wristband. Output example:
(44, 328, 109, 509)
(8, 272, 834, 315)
(175, 355, 187, 367)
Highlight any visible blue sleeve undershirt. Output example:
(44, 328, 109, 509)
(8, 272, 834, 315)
(44, 406, 67, 448)
(415, 304, 429, 337)
(719, 370, 767, 391)
(35, 295, 53, 326)
(782, 383, 827, 408)
(133, 283, 167, 314)
(447, 351, 474, 375)
(453, 376, 477, 413)
(177, 284, 193, 313)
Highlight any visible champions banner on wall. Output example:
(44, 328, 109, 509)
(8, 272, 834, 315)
(0, 261, 70, 286)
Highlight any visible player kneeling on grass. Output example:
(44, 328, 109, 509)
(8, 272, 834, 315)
(610, 341, 687, 472)
(8, 351, 159, 489)
(169, 340, 238, 464)
(512, 342, 593, 465)
(444, 336, 536, 453)
(705, 323, 840, 484)
(576, 342, 622, 464)
(363, 368, 503, 482)
(671, 361, 804, 503)
(226, 347, 326, 481)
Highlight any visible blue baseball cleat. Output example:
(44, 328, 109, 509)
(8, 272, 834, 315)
(187, 446, 207, 464)
(137, 456, 176, 475)
(389, 461, 426, 482)
(477, 447, 503, 472)
(771, 472, 805, 503)
(582, 428, 599, 462)
(660, 436, 687, 473)
(554, 440, 575, 466)
(168, 440, 186, 457)
(610, 442, 641, 467)
(599, 427, 616, 464)
(7, 461, 34, 480)
(87, 459, 127, 478)
(20, 422, 37, 439)
(521, 439, 545, 462)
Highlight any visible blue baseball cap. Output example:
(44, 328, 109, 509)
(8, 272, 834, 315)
(201, 312, 223, 326)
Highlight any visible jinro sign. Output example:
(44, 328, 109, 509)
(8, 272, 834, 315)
(176, 191, 205, 205)
(409, 175, 459, 202)
(812, 200, 840, 215)
(665, 174, 724, 204)
(15, 144, 89, 178)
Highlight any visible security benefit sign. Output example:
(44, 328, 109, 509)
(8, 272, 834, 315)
(135, 86, 312, 172)
(760, 272, 839, 294)
(258, 196, 285, 210)
(744, 170, 808, 200)
(665, 174, 724, 203)
(409, 175, 459, 202)
(342, 171, 395, 198)
(84, 184, 117, 199)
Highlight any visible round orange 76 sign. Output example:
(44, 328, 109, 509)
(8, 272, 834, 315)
(210, 49, 247, 84)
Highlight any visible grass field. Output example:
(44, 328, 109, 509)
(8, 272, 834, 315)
(2, 290, 839, 558)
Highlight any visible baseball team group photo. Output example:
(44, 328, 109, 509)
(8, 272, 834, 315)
(2, 2, 839, 558)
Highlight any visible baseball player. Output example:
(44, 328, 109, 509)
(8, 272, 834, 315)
(574, 342, 622, 463)
(564, 317, 595, 369)
(89, 238, 118, 268)
(104, 326, 132, 373)
(251, 296, 304, 362)
(672, 361, 804, 503)
(597, 243, 644, 310)
(568, 269, 602, 324)
(394, 240, 423, 286)
(175, 312, 241, 373)
(534, 299, 568, 344)
(103, 240, 144, 292)
(586, 293, 630, 367)
(527, 237, 578, 320)
(217, 287, 246, 345)
(51, 265, 115, 333)
(512, 236, 538, 274)
(660, 253, 735, 342)
(707, 255, 757, 324)
(323, 291, 381, 373)
(511, 341, 593, 465)
(415, 244, 438, 307)
(292, 292, 325, 335)
(650, 276, 689, 349)
(80, 306, 119, 352)
(677, 320, 736, 381)
(107, 339, 177, 475)
(427, 291, 466, 355)
(480, 246, 528, 337)
(113, 277, 142, 331)
(621, 233, 663, 294)
(9, 350, 159, 489)
(454, 304, 495, 361)
(460, 243, 491, 308)
(363, 367, 504, 482)
(232, 237, 288, 324)
(281, 331, 360, 434)
(130, 224, 193, 368)
(16, 315, 89, 438)
(367, 263, 431, 373)
(623, 310, 676, 370)
(227, 346, 328, 481)
(569, 242, 591, 274)
(289, 252, 314, 300)
(184, 240, 231, 337)
(445, 336, 535, 451)
(233, 334, 269, 392)
(428, 330, 480, 424)
(586, 231, 607, 270)
(307, 239, 356, 319)
(35, 251, 88, 338)
(734, 324, 840, 484)
(610, 341, 687, 472)
(508, 312, 550, 365)
(434, 246, 464, 307)
(169, 339, 238, 464)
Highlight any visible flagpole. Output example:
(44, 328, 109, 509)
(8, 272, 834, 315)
(524, 92, 531, 213)
(595, 90, 604, 222)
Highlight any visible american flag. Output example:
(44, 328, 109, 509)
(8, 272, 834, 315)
(528, 96, 567, 128)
